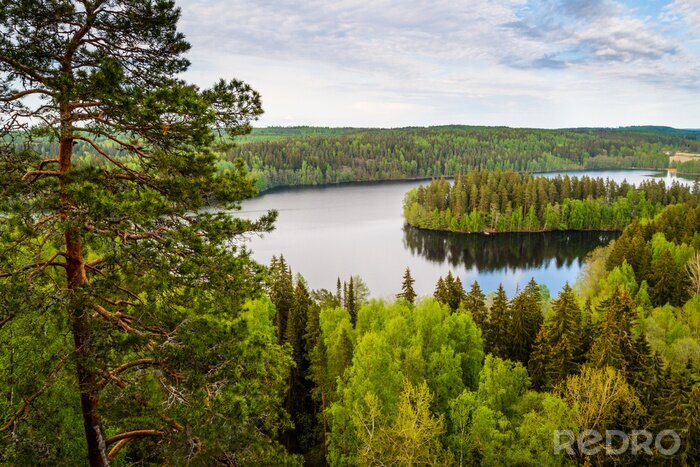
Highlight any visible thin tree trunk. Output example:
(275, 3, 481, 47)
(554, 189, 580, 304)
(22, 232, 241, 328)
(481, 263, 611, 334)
(59, 125, 110, 466)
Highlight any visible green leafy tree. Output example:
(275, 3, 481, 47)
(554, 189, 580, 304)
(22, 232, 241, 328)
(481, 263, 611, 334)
(0, 1, 292, 464)
(358, 380, 448, 466)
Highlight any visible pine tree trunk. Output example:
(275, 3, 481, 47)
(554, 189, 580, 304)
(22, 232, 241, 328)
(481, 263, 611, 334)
(60, 127, 110, 466)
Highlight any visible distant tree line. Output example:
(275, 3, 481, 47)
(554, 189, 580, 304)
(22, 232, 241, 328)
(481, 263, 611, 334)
(226, 126, 700, 191)
(404, 170, 697, 233)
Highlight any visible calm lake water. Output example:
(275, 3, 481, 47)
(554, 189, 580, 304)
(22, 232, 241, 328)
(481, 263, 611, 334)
(237, 170, 696, 298)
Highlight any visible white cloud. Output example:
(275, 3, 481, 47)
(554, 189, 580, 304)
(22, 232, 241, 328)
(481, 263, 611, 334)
(175, 0, 700, 128)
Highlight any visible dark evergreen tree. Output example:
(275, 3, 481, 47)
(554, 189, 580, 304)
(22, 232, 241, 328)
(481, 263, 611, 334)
(270, 255, 295, 343)
(507, 279, 543, 364)
(434, 277, 448, 305)
(650, 248, 685, 306)
(651, 362, 700, 463)
(488, 284, 510, 357)
(283, 276, 314, 453)
(528, 283, 581, 390)
(444, 271, 465, 311)
(464, 281, 489, 334)
(588, 287, 637, 371)
(397, 267, 417, 304)
(346, 277, 357, 326)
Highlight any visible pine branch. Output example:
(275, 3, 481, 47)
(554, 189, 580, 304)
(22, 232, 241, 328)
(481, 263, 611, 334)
(0, 353, 69, 432)
(0, 88, 54, 102)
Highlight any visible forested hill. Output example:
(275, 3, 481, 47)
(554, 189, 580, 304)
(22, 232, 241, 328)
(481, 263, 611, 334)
(225, 126, 700, 191)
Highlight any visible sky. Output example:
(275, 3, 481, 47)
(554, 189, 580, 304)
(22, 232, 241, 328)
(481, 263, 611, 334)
(176, 0, 700, 129)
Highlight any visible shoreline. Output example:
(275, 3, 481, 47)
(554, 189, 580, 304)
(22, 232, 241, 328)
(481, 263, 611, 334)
(252, 166, 674, 196)
(404, 223, 623, 237)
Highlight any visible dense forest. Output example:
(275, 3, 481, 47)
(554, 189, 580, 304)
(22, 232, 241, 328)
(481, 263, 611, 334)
(260, 199, 700, 465)
(404, 170, 698, 233)
(226, 126, 700, 191)
(1, 1, 698, 466)
(673, 159, 700, 175)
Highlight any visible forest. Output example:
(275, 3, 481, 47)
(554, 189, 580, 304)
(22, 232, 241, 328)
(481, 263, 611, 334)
(226, 126, 700, 191)
(404, 170, 698, 233)
(0, 1, 698, 466)
(258, 199, 700, 464)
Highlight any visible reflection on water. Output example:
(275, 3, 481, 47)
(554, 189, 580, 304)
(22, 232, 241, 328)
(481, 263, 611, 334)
(239, 170, 683, 297)
(403, 226, 619, 273)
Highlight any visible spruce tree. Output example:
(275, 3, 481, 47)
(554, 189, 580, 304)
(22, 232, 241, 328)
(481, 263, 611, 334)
(434, 277, 448, 305)
(652, 362, 700, 462)
(488, 284, 510, 357)
(284, 276, 314, 453)
(528, 283, 581, 389)
(588, 288, 636, 371)
(397, 267, 417, 304)
(651, 248, 684, 306)
(464, 281, 489, 333)
(0, 1, 291, 464)
(270, 255, 295, 343)
(508, 279, 543, 364)
(346, 277, 357, 326)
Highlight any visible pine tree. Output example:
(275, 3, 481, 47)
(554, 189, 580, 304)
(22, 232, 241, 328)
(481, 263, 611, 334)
(0, 2, 290, 464)
(397, 267, 417, 304)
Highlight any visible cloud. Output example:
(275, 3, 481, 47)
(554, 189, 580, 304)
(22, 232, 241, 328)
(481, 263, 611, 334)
(663, 0, 700, 28)
(504, 0, 679, 67)
(175, 0, 700, 128)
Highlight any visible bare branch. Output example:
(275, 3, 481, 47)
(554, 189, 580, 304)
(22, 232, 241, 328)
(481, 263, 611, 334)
(106, 429, 165, 446)
(21, 170, 62, 182)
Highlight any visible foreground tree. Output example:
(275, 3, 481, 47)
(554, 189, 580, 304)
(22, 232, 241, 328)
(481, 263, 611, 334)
(0, 1, 292, 464)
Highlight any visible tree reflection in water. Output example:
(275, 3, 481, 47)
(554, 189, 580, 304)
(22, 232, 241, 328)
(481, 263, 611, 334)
(403, 226, 619, 272)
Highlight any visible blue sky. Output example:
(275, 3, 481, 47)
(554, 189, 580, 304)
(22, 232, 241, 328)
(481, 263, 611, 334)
(176, 0, 699, 128)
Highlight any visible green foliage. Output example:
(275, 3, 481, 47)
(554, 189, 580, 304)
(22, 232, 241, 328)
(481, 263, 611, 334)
(0, 0, 293, 463)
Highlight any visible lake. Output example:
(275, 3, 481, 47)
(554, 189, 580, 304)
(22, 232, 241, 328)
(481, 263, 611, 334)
(237, 170, 696, 298)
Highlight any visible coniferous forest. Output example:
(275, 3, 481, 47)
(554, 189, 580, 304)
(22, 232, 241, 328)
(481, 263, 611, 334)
(0, 1, 698, 466)
(404, 170, 698, 233)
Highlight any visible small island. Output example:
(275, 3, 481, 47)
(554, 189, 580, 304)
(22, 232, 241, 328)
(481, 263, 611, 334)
(403, 170, 697, 234)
